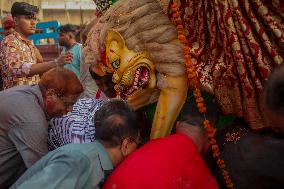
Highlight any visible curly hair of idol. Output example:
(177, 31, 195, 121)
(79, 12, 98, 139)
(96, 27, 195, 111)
(83, 0, 185, 88)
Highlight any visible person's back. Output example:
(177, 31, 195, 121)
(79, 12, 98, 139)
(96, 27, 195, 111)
(0, 67, 83, 187)
(214, 121, 284, 189)
(0, 85, 48, 187)
(11, 142, 112, 189)
(104, 132, 218, 189)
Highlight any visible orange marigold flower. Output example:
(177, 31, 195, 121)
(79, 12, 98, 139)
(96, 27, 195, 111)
(173, 12, 180, 18)
(183, 46, 190, 52)
(178, 35, 186, 41)
(218, 163, 226, 169)
(171, 3, 178, 8)
(208, 131, 216, 138)
(212, 144, 219, 151)
(187, 68, 194, 73)
(213, 152, 221, 158)
(185, 54, 191, 59)
(177, 24, 183, 30)
(174, 18, 182, 25)
(210, 139, 217, 145)
(217, 159, 225, 165)
(226, 183, 234, 188)
(195, 97, 204, 103)
(188, 74, 195, 79)
(222, 170, 229, 176)
(203, 119, 210, 124)
(225, 179, 232, 184)
(199, 107, 207, 113)
(197, 102, 204, 108)
(224, 175, 230, 180)
(185, 61, 193, 67)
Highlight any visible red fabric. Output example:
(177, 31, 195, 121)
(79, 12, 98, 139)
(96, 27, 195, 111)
(2, 16, 15, 30)
(95, 89, 102, 99)
(103, 133, 219, 189)
(179, 0, 284, 130)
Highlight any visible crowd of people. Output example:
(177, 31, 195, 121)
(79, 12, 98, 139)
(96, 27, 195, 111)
(0, 1, 283, 189)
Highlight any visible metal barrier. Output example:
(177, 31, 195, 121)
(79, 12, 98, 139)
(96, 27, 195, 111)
(29, 21, 60, 45)
(0, 21, 60, 45)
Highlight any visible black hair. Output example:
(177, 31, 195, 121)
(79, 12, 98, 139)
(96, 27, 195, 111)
(265, 64, 284, 116)
(58, 24, 79, 34)
(11, 2, 39, 17)
(89, 67, 116, 98)
(94, 99, 140, 147)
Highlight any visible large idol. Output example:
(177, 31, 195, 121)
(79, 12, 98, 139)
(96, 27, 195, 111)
(83, 0, 188, 139)
(84, 0, 282, 138)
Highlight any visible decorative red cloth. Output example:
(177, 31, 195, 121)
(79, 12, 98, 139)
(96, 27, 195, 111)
(103, 133, 219, 189)
(2, 16, 15, 30)
(180, 0, 284, 130)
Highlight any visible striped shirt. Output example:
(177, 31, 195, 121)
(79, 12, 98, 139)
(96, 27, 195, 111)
(48, 98, 105, 151)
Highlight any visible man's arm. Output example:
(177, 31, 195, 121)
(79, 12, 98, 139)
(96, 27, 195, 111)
(3, 41, 73, 78)
(27, 52, 73, 76)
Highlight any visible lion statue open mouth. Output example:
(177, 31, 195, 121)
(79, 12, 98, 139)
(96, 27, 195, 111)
(83, 0, 189, 139)
(114, 65, 151, 99)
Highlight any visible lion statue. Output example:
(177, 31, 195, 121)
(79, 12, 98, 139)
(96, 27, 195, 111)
(83, 0, 189, 139)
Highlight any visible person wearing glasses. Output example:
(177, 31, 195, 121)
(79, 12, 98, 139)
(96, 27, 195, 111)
(0, 2, 73, 90)
(11, 99, 141, 189)
(0, 68, 83, 188)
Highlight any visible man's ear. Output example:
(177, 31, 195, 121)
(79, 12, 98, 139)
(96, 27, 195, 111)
(68, 32, 73, 39)
(120, 138, 132, 157)
(13, 16, 19, 27)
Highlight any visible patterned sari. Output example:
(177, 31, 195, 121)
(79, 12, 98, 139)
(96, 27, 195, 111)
(179, 0, 284, 129)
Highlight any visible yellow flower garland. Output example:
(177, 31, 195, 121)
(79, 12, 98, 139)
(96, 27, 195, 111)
(170, 2, 235, 189)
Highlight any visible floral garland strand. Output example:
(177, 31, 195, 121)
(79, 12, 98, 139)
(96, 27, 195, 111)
(169, 3, 235, 189)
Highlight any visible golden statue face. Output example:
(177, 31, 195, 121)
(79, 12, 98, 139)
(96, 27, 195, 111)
(102, 30, 156, 99)
(91, 29, 189, 139)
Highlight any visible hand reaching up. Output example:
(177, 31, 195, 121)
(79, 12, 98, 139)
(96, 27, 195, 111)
(56, 52, 73, 66)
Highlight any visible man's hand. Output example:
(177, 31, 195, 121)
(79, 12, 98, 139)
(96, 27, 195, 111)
(57, 52, 73, 66)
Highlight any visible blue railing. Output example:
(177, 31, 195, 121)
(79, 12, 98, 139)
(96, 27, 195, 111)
(0, 21, 60, 45)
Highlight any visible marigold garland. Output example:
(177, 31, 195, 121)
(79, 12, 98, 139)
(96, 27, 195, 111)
(170, 2, 235, 189)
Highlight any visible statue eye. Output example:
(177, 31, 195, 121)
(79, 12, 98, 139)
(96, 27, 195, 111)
(112, 59, 120, 69)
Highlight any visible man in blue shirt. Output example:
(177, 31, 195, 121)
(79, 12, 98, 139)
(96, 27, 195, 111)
(11, 99, 141, 189)
(58, 24, 81, 78)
